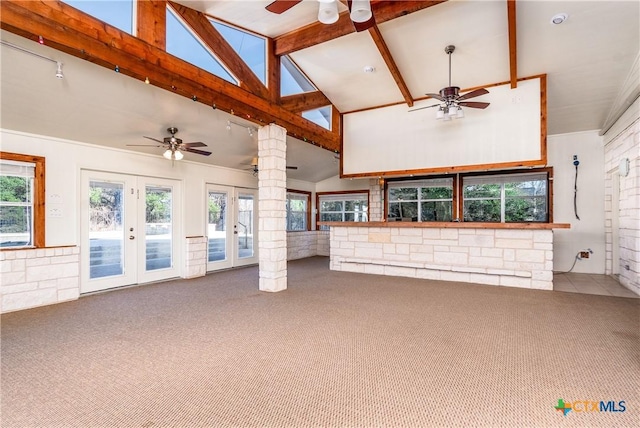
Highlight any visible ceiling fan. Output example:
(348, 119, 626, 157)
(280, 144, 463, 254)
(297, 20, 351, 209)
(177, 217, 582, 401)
(248, 157, 298, 177)
(410, 45, 490, 120)
(266, 0, 376, 32)
(127, 127, 211, 160)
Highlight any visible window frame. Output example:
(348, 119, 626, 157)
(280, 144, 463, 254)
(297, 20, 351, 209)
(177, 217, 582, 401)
(460, 167, 553, 223)
(286, 189, 311, 232)
(0, 152, 45, 249)
(316, 190, 369, 230)
(384, 176, 456, 222)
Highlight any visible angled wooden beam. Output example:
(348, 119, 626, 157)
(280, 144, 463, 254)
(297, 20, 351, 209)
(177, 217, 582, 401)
(168, 1, 269, 99)
(507, 0, 517, 88)
(275, 1, 447, 56)
(368, 25, 413, 106)
(0, 0, 339, 152)
(267, 38, 280, 103)
(137, 0, 166, 50)
(280, 91, 331, 113)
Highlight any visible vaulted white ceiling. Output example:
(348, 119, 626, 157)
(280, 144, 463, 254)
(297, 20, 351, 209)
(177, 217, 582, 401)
(1, 1, 639, 183)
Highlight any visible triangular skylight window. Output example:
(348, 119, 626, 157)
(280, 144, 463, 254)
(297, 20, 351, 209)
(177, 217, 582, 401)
(62, 0, 133, 34)
(281, 55, 316, 96)
(302, 106, 332, 130)
(209, 20, 266, 86)
(166, 7, 237, 85)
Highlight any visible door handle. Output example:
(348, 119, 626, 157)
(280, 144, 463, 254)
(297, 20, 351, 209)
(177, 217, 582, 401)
(129, 235, 135, 240)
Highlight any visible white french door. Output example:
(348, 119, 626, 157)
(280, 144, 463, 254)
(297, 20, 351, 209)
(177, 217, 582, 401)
(80, 171, 181, 293)
(206, 185, 258, 271)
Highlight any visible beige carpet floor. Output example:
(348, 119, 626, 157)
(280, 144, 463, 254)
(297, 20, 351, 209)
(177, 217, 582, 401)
(1, 256, 638, 427)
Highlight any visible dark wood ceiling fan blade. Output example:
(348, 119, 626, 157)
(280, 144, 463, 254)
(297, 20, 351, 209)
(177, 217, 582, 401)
(286, 166, 298, 170)
(184, 148, 212, 156)
(459, 101, 490, 109)
(143, 136, 166, 144)
(181, 142, 207, 148)
(265, 0, 302, 14)
(409, 104, 440, 112)
(126, 144, 163, 147)
(458, 88, 489, 101)
(425, 93, 445, 102)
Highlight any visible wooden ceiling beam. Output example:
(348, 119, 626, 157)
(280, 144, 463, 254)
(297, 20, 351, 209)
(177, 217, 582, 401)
(280, 91, 331, 113)
(507, 0, 518, 89)
(368, 25, 413, 106)
(0, 0, 339, 152)
(168, 1, 269, 99)
(137, 0, 166, 50)
(274, 1, 447, 56)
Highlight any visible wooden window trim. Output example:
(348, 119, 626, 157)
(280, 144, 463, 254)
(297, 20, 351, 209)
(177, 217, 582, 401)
(459, 167, 553, 223)
(286, 189, 311, 232)
(316, 190, 370, 230)
(0, 151, 46, 248)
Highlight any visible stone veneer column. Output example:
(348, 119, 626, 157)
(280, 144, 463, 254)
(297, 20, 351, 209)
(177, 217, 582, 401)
(368, 178, 383, 221)
(258, 124, 287, 292)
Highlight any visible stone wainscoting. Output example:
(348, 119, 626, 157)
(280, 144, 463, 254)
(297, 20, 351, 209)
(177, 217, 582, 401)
(287, 231, 329, 260)
(329, 226, 555, 290)
(1, 247, 80, 313)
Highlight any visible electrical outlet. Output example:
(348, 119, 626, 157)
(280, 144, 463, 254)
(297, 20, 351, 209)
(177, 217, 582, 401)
(579, 251, 590, 259)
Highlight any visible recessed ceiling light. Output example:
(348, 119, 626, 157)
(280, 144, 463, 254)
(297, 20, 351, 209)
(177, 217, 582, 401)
(363, 65, 376, 73)
(551, 13, 568, 25)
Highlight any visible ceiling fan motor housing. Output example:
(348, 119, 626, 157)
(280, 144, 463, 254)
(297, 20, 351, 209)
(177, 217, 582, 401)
(440, 86, 460, 100)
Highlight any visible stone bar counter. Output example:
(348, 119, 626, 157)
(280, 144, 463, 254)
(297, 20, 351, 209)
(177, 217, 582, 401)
(319, 222, 571, 290)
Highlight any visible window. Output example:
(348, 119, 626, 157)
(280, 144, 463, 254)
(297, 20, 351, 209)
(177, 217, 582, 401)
(318, 192, 368, 229)
(0, 153, 45, 248)
(302, 106, 332, 130)
(166, 7, 237, 84)
(286, 191, 310, 231)
(463, 173, 548, 222)
(281, 55, 316, 96)
(210, 19, 267, 85)
(387, 178, 453, 222)
(63, 0, 134, 34)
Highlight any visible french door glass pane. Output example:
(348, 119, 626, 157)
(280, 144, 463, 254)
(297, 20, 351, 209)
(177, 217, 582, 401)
(237, 194, 254, 259)
(208, 192, 227, 262)
(145, 186, 172, 271)
(89, 181, 124, 279)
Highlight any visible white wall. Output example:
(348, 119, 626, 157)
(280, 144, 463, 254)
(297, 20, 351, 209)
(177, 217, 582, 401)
(343, 78, 543, 175)
(548, 130, 605, 273)
(603, 98, 639, 294)
(1, 129, 318, 246)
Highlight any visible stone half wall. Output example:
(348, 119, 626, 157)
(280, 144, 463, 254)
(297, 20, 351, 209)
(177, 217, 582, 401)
(287, 230, 330, 260)
(1, 247, 80, 313)
(329, 227, 554, 290)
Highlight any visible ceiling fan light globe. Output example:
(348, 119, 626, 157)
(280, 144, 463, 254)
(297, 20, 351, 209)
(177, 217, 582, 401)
(457, 108, 465, 118)
(350, 0, 372, 23)
(436, 109, 445, 119)
(163, 149, 173, 160)
(174, 150, 184, 161)
(318, 0, 339, 24)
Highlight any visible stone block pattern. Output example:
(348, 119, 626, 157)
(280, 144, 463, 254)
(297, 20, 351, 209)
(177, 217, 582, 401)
(287, 231, 331, 260)
(258, 124, 287, 292)
(329, 227, 554, 290)
(1, 247, 80, 313)
(184, 237, 207, 279)
(604, 118, 639, 294)
(368, 179, 383, 222)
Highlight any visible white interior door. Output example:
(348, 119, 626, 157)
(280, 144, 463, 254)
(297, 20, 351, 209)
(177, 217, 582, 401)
(81, 171, 181, 293)
(207, 185, 258, 271)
